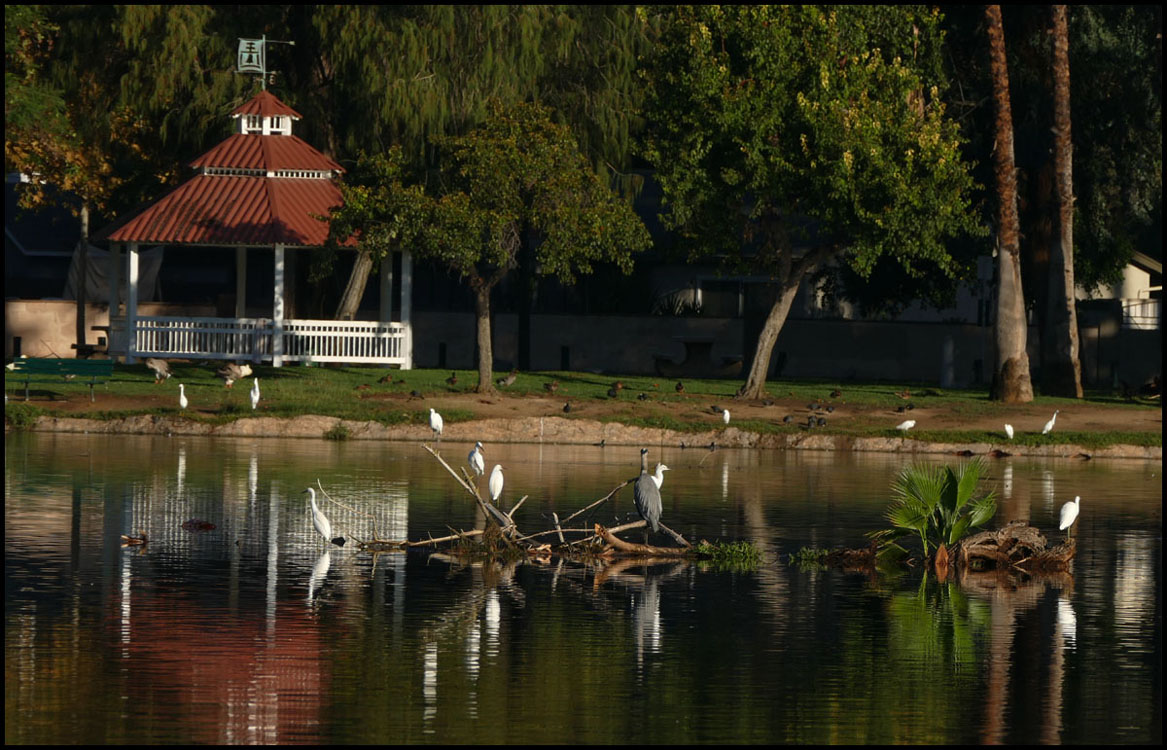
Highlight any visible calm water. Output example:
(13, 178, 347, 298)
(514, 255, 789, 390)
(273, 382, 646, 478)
(4, 432, 1162, 744)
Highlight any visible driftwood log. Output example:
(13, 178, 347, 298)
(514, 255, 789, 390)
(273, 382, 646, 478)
(958, 520, 1076, 572)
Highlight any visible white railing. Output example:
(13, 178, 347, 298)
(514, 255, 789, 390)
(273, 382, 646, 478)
(125, 315, 409, 365)
(1122, 299, 1161, 330)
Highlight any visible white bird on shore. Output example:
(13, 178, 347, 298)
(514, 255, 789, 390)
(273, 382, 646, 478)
(489, 464, 504, 505)
(250, 378, 260, 410)
(1004, 424, 1014, 439)
(178, 383, 188, 411)
(1058, 495, 1080, 540)
(1042, 410, 1060, 435)
(429, 408, 444, 441)
(896, 420, 916, 431)
(650, 462, 670, 489)
(469, 441, 485, 476)
(722, 409, 731, 425)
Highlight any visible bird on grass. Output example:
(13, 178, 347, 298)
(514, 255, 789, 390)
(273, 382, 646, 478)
(637, 393, 649, 401)
(429, 408, 444, 441)
(145, 358, 171, 384)
(378, 373, 394, 384)
(563, 402, 572, 414)
(1042, 410, 1060, 435)
(446, 372, 458, 388)
(489, 464, 505, 506)
(216, 362, 252, 388)
(178, 383, 188, 411)
(305, 487, 345, 547)
(783, 415, 793, 424)
(250, 378, 261, 410)
(468, 441, 485, 477)
(1058, 495, 1080, 541)
(496, 369, 518, 387)
(632, 448, 661, 545)
(607, 385, 620, 398)
(830, 389, 842, 399)
(895, 420, 916, 431)
(1004, 424, 1014, 440)
(675, 381, 685, 393)
(544, 380, 559, 394)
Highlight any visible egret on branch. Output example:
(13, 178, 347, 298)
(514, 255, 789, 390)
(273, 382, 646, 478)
(489, 464, 504, 505)
(1058, 495, 1080, 540)
(429, 408, 444, 441)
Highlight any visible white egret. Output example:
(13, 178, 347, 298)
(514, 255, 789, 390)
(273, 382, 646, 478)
(178, 383, 188, 411)
(1042, 409, 1060, 435)
(250, 377, 260, 410)
(489, 464, 504, 505)
(895, 419, 916, 431)
(650, 462, 670, 489)
(429, 407, 444, 441)
(1058, 495, 1080, 539)
(632, 448, 662, 544)
(1004, 424, 1014, 440)
(305, 487, 344, 546)
(722, 409, 731, 425)
(469, 441, 486, 477)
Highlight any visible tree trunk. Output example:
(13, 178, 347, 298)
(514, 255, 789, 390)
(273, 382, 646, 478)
(1043, 5, 1084, 397)
(986, 5, 1034, 403)
(75, 203, 90, 357)
(473, 283, 497, 394)
(334, 249, 374, 320)
(739, 281, 800, 400)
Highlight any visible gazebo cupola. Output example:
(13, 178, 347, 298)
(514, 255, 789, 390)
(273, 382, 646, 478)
(94, 89, 413, 369)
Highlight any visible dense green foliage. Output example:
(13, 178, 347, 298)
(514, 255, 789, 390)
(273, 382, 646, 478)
(869, 459, 997, 556)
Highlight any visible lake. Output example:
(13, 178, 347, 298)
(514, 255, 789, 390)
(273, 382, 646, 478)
(4, 431, 1161, 744)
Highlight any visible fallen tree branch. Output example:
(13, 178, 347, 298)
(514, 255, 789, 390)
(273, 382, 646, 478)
(594, 523, 692, 558)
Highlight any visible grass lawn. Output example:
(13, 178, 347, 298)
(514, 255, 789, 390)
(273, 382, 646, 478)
(4, 362, 1161, 449)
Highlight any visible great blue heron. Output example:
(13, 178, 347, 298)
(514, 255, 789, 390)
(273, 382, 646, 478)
(469, 441, 485, 477)
(632, 448, 662, 545)
(178, 383, 188, 411)
(304, 487, 345, 546)
(250, 378, 261, 410)
(1004, 424, 1014, 439)
(489, 464, 504, 505)
(895, 419, 916, 431)
(145, 357, 171, 384)
(1042, 410, 1060, 435)
(1058, 495, 1080, 540)
(429, 408, 444, 441)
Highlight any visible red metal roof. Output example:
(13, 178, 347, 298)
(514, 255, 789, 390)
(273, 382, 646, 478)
(103, 175, 347, 247)
(190, 134, 343, 173)
(230, 89, 302, 119)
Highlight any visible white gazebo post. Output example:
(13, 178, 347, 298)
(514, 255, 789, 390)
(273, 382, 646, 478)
(272, 243, 285, 367)
(400, 248, 413, 370)
(126, 242, 140, 364)
(107, 242, 121, 356)
(380, 252, 394, 366)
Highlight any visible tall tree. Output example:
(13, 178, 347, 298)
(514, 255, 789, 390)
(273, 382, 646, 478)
(328, 102, 650, 391)
(985, 5, 1034, 403)
(640, 6, 981, 399)
(1044, 5, 1083, 397)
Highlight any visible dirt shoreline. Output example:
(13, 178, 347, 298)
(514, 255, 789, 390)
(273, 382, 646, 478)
(20, 414, 1162, 461)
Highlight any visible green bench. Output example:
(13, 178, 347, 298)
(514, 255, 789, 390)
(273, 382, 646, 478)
(8, 357, 115, 403)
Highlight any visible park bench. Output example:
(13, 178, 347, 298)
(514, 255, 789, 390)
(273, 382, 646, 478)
(8, 357, 114, 403)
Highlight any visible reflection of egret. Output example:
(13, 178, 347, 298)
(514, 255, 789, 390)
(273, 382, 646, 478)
(632, 448, 662, 544)
(429, 408, 444, 441)
(249, 452, 258, 497)
(1057, 597, 1077, 648)
(634, 575, 663, 672)
(423, 641, 439, 723)
(1042, 410, 1060, 435)
(721, 460, 729, 500)
(177, 447, 186, 497)
(1058, 496, 1080, 540)
(1043, 470, 1056, 505)
(308, 550, 331, 603)
(305, 487, 345, 546)
(469, 441, 485, 477)
(485, 590, 501, 657)
(1003, 465, 1013, 499)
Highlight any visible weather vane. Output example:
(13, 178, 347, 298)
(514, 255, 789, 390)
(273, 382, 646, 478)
(237, 35, 294, 90)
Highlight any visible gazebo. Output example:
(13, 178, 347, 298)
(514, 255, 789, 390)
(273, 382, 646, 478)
(94, 90, 412, 368)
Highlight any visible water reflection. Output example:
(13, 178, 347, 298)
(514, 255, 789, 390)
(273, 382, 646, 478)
(3, 433, 1161, 745)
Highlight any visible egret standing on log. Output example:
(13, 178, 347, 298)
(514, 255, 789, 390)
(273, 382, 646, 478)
(429, 408, 444, 442)
(632, 448, 662, 545)
(1042, 410, 1060, 435)
(650, 462, 669, 489)
(489, 464, 504, 506)
(1058, 495, 1080, 540)
(469, 441, 486, 477)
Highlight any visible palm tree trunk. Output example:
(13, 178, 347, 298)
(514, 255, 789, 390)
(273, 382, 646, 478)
(986, 4, 1034, 403)
(1043, 4, 1084, 397)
